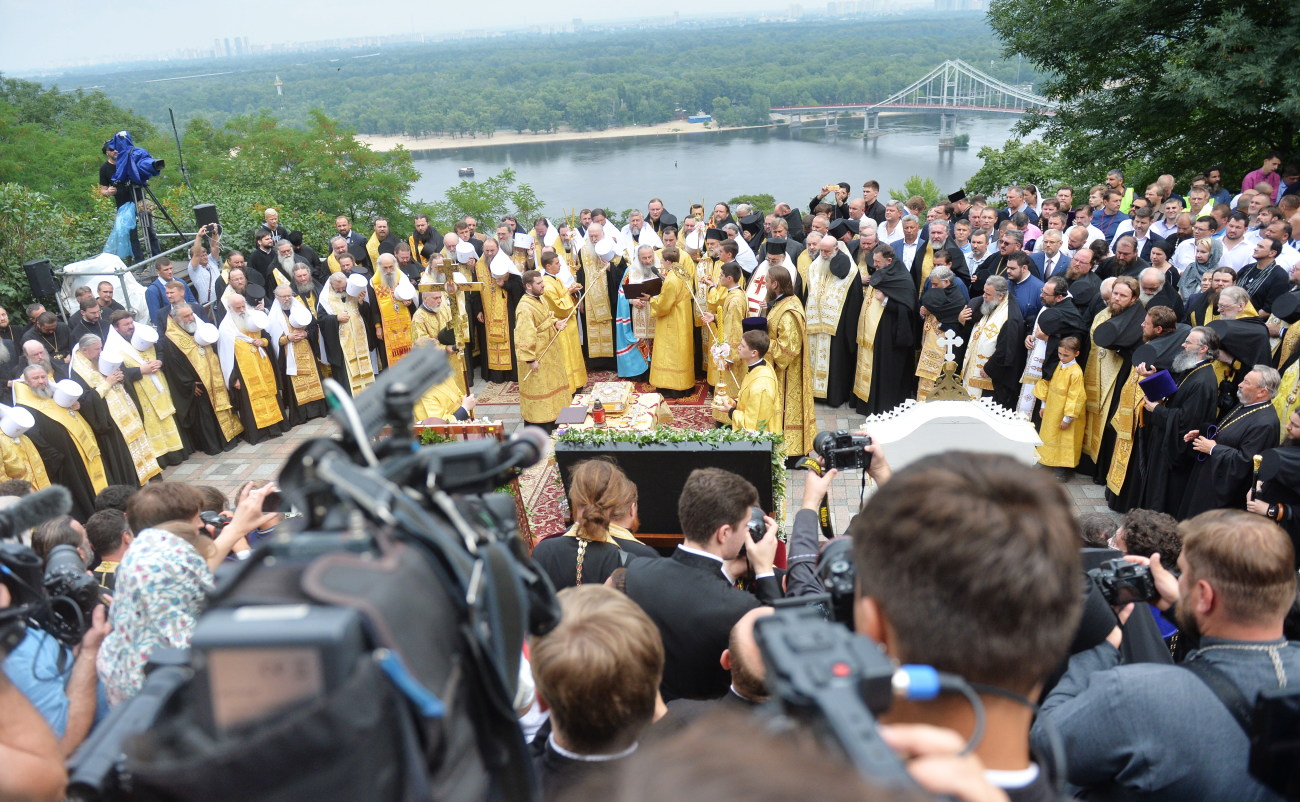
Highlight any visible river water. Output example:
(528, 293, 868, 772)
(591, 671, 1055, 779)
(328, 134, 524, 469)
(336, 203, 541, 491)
(409, 112, 1024, 218)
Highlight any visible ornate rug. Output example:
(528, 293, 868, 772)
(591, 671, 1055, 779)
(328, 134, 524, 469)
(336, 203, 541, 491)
(478, 370, 712, 407)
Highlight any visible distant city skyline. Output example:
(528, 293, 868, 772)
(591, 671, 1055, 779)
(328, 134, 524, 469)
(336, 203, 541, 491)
(0, 0, 953, 75)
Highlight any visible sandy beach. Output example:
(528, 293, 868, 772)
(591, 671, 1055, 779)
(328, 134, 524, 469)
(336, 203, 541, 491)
(355, 120, 776, 153)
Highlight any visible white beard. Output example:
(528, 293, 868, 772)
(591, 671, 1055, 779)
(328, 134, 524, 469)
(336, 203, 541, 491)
(1172, 351, 1200, 373)
(179, 318, 197, 334)
(500, 240, 514, 255)
(981, 300, 997, 317)
(381, 271, 397, 289)
(278, 254, 296, 272)
(229, 310, 251, 332)
(29, 382, 54, 400)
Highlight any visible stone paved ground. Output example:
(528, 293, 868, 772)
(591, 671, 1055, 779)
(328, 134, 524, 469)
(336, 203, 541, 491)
(165, 376, 1114, 527)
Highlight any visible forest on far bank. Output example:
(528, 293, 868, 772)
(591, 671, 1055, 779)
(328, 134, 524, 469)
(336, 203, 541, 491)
(42, 14, 1026, 139)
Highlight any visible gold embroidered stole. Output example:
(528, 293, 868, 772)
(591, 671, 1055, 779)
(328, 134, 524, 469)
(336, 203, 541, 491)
(475, 260, 513, 371)
(1083, 310, 1121, 461)
(961, 300, 1008, 395)
(577, 248, 613, 358)
(115, 340, 182, 456)
(854, 291, 886, 402)
(331, 294, 375, 395)
(14, 383, 107, 493)
(370, 277, 414, 366)
(166, 321, 243, 441)
(71, 353, 161, 484)
(231, 325, 284, 429)
(806, 257, 856, 398)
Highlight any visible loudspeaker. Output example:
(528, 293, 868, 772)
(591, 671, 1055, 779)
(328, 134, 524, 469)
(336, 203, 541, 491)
(194, 204, 220, 235)
(23, 259, 57, 298)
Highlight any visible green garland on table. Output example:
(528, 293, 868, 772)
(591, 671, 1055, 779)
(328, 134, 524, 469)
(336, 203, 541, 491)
(554, 427, 787, 516)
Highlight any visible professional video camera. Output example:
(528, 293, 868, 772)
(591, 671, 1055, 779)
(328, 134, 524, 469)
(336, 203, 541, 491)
(755, 603, 987, 795)
(815, 538, 856, 626)
(0, 485, 95, 651)
(813, 429, 873, 472)
(67, 348, 560, 801)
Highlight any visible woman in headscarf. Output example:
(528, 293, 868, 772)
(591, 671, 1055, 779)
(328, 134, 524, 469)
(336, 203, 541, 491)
(531, 459, 658, 590)
(1178, 236, 1222, 300)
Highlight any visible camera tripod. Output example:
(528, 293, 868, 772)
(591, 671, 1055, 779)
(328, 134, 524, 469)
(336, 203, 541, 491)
(124, 181, 186, 262)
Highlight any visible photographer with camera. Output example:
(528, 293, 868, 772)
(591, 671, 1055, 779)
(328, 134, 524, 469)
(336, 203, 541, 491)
(623, 468, 779, 701)
(851, 452, 1082, 801)
(1035, 510, 1300, 800)
(0, 579, 68, 801)
(2, 538, 110, 757)
(785, 429, 890, 604)
(97, 481, 277, 706)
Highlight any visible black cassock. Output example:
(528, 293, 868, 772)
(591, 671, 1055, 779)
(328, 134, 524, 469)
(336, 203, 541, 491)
(118, 366, 190, 468)
(820, 252, 864, 409)
(1120, 330, 1216, 516)
(68, 372, 138, 488)
(971, 298, 1026, 412)
(1207, 317, 1272, 413)
(157, 331, 234, 456)
(1179, 401, 1281, 519)
(273, 325, 328, 429)
(920, 283, 970, 364)
(1035, 300, 1090, 382)
(21, 405, 99, 522)
(467, 273, 524, 384)
(225, 329, 285, 446)
(1084, 303, 1145, 483)
(1257, 444, 1300, 567)
(855, 259, 919, 416)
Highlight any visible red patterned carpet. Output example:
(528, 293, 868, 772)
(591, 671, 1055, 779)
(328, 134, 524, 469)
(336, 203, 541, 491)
(478, 370, 710, 407)
(511, 374, 717, 541)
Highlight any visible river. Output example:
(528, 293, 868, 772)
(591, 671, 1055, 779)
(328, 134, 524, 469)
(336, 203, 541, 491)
(409, 112, 1024, 218)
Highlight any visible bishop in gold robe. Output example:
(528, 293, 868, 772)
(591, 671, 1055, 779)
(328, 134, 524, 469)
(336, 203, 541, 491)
(646, 250, 696, 394)
(0, 409, 49, 490)
(15, 365, 108, 521)
(317, 273, 376, 397)
(71, 337, 161, 487)
(105, 311, 187, 468)
(217, 295, 285, 444)
(411, 289, 467, 394)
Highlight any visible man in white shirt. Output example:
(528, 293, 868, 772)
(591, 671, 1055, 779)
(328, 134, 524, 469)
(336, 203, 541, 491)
(1217, 212, 1255, 272)
(891, 214, 922, 270)
(1150, 199, 1182, 240)
(879, 201, 906, 243)
(188, 224, 221, 310)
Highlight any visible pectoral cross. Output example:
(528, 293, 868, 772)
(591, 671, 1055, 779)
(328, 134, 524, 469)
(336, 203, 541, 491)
(938, 329, 964, 362)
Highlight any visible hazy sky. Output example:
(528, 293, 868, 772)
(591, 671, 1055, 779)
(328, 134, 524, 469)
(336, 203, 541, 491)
(0, 0, 776, 74)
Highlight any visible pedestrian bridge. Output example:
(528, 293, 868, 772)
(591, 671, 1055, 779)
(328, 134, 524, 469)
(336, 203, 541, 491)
(771, 59, 1056, 143)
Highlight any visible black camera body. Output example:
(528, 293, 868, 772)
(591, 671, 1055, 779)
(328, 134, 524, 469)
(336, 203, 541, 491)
(747, 506, 765, 542)
(1088, 558, 1158, 606)
(755, 605, 920, 792)
(814, 430, 873, 471)
(43, 544, 103, 646)
(816, 537, 857, 626)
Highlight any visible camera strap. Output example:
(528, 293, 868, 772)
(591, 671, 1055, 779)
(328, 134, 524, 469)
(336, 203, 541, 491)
(1181, 659, 1253, 736)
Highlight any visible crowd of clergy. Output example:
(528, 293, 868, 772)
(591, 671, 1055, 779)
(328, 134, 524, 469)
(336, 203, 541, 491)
(2, 156, 1298, 538)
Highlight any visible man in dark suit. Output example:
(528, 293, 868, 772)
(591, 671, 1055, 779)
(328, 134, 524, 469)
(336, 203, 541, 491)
(1031, 229, 1070, 281)
(623, 468, 780, 701)
(658, 606, 771, 734)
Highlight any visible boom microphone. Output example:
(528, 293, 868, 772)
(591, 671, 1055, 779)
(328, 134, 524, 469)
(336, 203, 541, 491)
(0, 485, 72, 540)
